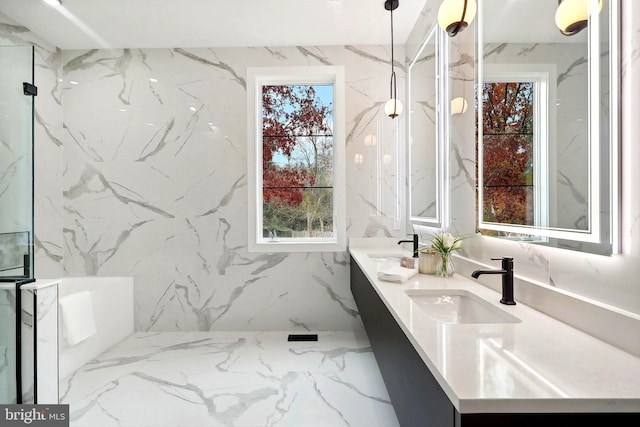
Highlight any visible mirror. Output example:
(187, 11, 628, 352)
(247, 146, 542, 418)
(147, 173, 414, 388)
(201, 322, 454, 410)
(407, 19, 450, 228)
(476, 0, 619, 255)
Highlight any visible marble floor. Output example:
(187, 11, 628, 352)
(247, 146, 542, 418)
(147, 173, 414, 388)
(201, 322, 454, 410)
(60, 331, 400, 427)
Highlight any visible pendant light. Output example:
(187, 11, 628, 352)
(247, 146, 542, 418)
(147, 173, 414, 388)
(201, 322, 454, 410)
(437, 0, 477, 37)
(384, 0, 403, 119)
(451, 97, 468, 115)
(555, 0, 603, 36)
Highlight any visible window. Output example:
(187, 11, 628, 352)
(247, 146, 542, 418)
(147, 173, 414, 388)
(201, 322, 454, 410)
(247, 67, 345, 252)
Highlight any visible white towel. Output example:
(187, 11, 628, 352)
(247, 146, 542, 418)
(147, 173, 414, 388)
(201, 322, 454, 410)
(378, 265, 419, 283)
(59, 291, 97, 346)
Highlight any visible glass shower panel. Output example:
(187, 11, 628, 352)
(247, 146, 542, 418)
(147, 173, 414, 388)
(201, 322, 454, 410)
(0, 45, 35, 404)
(0, 45, 34, 280)
(0, 285, 17, 403)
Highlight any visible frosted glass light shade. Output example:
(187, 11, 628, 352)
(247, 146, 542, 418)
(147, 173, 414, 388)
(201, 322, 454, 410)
(364, 134, 377, 146)
(555, 0, 603, 36)
(384, 98, 404, 118)
(438, 0, 477, 37)
(451, 97, 468, 114)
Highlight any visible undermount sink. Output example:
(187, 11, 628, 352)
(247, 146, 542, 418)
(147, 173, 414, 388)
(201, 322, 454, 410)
(367, 253, 406, 270)
(405, 289, 521, 324)
(367, 253, 404, 263)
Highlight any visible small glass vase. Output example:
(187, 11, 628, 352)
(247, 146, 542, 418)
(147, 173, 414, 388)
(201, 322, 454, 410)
(436, 252, 455, 277)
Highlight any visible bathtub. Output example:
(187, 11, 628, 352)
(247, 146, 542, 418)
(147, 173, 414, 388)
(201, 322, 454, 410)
(58, 277, 134, 381)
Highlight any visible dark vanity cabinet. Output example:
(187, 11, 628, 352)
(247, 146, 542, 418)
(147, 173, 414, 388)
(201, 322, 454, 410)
(350, 256, 454, 427)
(350, 257, 640, 427)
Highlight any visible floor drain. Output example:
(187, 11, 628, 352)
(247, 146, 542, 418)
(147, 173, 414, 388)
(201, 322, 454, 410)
(287, 334, 318, 342)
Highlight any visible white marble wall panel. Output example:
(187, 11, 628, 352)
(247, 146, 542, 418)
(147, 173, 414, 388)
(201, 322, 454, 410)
(62, 46, 405, 331)
(0, 13, 64, 279)
(448, 1, 640, 317)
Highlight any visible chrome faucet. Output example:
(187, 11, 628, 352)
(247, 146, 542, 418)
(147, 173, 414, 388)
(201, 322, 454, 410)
(471, 257, 515, 305)
(397, 234, 419, 258)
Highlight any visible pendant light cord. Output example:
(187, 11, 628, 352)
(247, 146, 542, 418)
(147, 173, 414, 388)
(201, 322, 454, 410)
(390, 3, 397, 110)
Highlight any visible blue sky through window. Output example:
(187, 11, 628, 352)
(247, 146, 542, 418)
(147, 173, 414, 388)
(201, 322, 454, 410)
(269, 84, 334, 168)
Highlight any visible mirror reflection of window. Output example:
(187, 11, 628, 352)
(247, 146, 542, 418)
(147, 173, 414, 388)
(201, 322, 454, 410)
(478, 64, 554, 238)
(480, 81, 535, 227)
(475, 0, 618, 254)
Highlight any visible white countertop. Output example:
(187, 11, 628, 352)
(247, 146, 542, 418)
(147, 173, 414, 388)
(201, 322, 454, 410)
(349, 239, 640, 414)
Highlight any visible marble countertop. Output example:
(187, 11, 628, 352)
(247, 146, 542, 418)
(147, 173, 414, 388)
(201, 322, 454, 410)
(349, 238, 640, 414)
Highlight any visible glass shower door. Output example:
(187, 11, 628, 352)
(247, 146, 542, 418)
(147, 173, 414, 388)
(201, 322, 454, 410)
(0, 45, 35, 404)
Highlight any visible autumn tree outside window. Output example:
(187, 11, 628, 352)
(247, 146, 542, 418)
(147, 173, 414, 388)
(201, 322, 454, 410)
(481, 81, 535, 226)
(247, 67, 346, 253)
(477, 66, 554, 238)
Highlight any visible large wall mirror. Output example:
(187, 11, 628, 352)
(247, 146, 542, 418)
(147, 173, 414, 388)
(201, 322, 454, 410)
(407, 19, 450, 229)
(476, 0, 619, 255)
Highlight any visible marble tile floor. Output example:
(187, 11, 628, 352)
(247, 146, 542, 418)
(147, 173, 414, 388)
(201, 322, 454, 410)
(60, 331, 400, 427)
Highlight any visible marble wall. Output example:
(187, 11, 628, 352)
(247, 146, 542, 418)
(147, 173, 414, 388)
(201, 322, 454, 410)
(61, 46, 405, 331)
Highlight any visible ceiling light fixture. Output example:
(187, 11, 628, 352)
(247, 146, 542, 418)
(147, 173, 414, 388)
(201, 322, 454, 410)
(555, 0, 602, 36)
(43, 0, 62, 7)
(437, 0, 477, 37)
(384, 0, 403, 119)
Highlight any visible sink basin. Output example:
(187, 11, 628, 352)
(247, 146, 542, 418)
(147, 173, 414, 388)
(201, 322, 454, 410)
(367, 253, 406, 270)
(367, 253, 404, 263)
(405, 289, 521, 324)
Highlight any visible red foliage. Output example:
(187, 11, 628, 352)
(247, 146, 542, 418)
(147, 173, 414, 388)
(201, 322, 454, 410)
(479, 82, 534, 225)
(261, 85, 331, 207)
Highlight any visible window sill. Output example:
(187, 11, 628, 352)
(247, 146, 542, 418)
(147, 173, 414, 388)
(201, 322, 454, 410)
(248, 239, 346, 253)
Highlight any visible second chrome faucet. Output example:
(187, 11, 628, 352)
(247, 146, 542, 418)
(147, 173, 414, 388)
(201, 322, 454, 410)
(471, 257, 516, 305)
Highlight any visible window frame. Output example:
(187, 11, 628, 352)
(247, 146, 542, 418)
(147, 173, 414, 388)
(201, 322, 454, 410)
(247, 66, 346, 253)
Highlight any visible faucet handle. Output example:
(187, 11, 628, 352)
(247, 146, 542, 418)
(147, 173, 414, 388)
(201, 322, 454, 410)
(491, 257, 513, 261)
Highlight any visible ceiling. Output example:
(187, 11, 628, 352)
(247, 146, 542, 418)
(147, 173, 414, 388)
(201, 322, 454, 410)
(0, 0, 427, 50)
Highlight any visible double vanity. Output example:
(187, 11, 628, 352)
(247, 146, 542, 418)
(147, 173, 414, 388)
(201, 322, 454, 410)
(349, 239, 640, 426)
